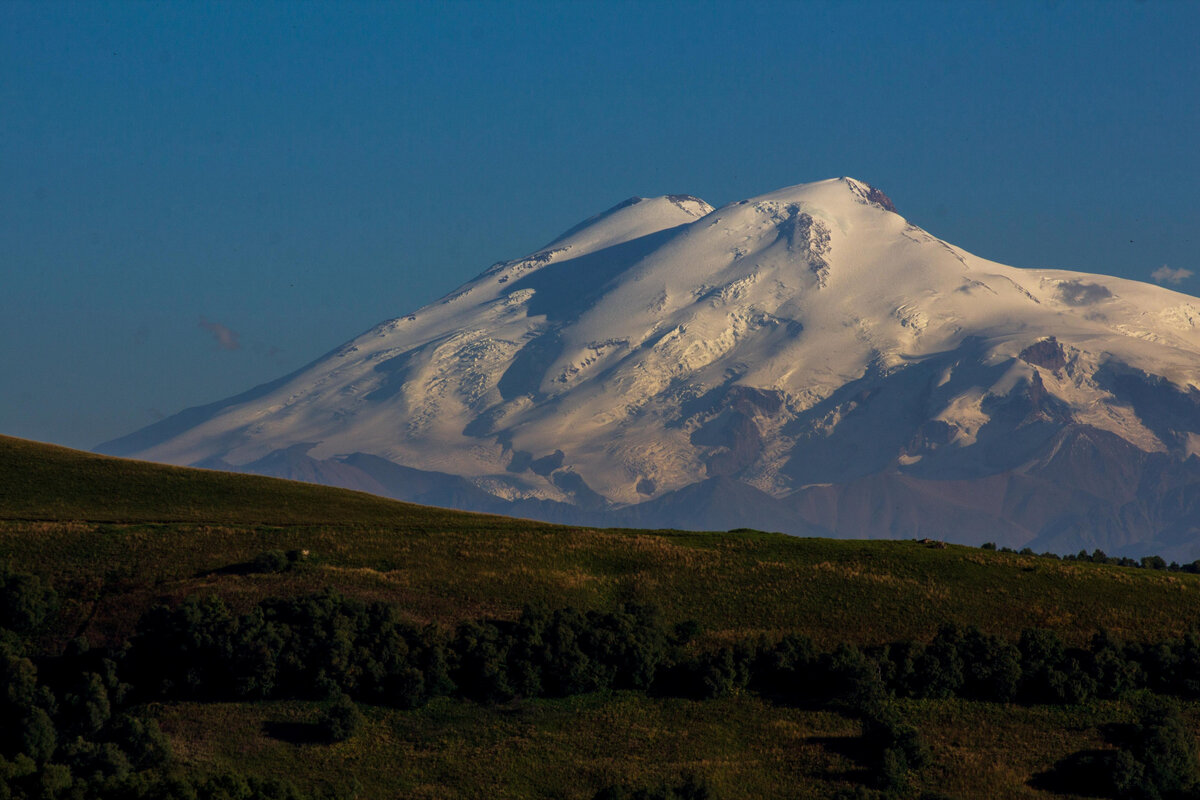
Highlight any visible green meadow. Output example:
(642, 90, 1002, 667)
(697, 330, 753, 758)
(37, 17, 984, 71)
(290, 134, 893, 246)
(3, 433, 1199, 799)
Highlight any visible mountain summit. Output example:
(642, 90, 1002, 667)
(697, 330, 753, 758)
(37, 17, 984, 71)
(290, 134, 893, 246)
(100, 178, 1200, 557)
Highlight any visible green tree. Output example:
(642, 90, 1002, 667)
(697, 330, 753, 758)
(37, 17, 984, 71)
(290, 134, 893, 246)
(316, 693, 364, 743)
(63, 672, 111, 737)
(17, 708, 55, 763)
(0, 563, 56, 634)
(860, 702, 927, 791)
(1122, 699, 1200, 799)
(251, 550, 290, 574)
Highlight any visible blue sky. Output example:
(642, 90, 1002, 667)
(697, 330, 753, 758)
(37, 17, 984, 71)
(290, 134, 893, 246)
(2, 1, 1198, 449)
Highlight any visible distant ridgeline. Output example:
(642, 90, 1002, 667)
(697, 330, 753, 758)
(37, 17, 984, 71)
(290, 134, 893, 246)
(4, 559, 1200, 800)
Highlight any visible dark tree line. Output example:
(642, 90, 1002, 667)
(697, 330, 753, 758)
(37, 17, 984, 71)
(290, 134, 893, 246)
(125, 593, 677, 710)
(138, 578, 1200, 714)
(981, 542, 1200, 574)
(743, 623, 1200, 709)
(10, 555, 1200, 799)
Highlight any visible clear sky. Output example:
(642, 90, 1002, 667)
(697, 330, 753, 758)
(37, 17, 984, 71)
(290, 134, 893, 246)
(2, 1, 1198, 449)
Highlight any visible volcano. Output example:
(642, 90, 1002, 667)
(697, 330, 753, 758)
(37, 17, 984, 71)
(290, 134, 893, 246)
(100, 179, 1200, 558)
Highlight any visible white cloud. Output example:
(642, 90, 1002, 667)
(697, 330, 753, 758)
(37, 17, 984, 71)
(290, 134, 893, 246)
(1151, 265, 1193, 285)
(199, 318, 241, 351)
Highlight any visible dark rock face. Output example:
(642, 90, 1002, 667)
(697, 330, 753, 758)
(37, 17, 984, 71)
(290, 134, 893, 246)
(844, 178, 898, 213)
(778, 210, 832, 284)
(865, 186, 897, 213)
(666, 194, 708, 211)
(551, 469, 608, 511)
(530, 450, 565, 476)
(1021, 370, 1074, 424)
(902, 420, 958, 457)
(695, 412, 763, 477)
(726, 386, 785, 415)
(507, 450, 534, 473)
(1020, 337, 1068, 374)
(688, 386, 787, 478)
(1095, 363, 1200, 454)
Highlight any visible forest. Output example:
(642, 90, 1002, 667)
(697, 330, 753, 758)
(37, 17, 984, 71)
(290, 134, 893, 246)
(5, 558, 1200, 800)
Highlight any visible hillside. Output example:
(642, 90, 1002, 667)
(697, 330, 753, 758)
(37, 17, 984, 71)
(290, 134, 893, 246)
(4, 436, 1200, 799)
(5, 435, 1200, 646)
(0, 433, 509, 529)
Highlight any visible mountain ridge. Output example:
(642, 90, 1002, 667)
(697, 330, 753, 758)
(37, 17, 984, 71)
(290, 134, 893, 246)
(99, 178, 1200, 557)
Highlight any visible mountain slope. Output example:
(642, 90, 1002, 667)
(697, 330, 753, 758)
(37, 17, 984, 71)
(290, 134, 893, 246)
(99, 179, 1200, 556)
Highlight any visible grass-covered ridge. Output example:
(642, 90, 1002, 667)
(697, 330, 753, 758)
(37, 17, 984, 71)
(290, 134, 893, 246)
(5, 435, 1200, 647)
(0, 433, 508, 528)
(6, 434, 1200, 799)
(8, 519, 1200, 651)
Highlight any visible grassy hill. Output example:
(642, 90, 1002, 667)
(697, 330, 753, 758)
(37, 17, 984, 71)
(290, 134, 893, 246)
(3, 434, 1200, 799)
(0, 433, 504, 527)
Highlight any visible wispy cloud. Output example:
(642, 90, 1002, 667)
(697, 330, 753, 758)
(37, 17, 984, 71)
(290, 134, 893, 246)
(1151, 265, 1193, 285)
(1055, 280, 1112, 307)
(199, 317, 241, 351)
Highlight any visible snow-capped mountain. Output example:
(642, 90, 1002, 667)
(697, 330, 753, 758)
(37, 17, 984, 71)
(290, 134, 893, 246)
(99, 178, 1200, 558)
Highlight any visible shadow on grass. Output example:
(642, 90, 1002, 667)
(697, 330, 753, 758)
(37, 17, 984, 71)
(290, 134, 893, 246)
(1029, 749, 1118, 797)
(263, 720, 326, 745)
(194, 561, 261, 578)
(1030, 720, 1140, 797)
(806, 734, 874, 785)
(195, 553, 301, 578)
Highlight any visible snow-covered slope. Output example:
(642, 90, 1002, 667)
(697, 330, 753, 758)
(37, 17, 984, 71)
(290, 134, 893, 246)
(99, 179, 1200, 557)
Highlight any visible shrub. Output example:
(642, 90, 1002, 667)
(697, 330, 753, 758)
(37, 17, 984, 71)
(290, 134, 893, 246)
(910, 624, 965, 699)
(1123, 699, 1200, 798)
(861, 702, 927, 778)
(822, 644, 886, 711)
(753, 634, 818, 697)
(0, 563, 57, 633)
(1090, 630, 1142, 699)
(17, 708, 56, 763)
(251, 550, 290, 574)
(958, 627, 1021, 702)
(316, 693, 364, 743)
(1018, 628, 1094, 704)
(659, 646, 751, 700)
(110, 715, 171, 770)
